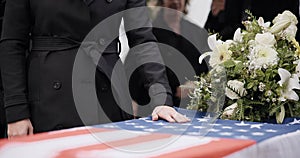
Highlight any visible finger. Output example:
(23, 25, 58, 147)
(162, 115, 176, 123)
(8, 132, 19, 139)
(28, 126, 34, 135)
(152, 112, 159, 121)
(7, 129, 16, 138)
(172, 113, 190, 123)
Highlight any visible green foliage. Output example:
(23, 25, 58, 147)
(188, 11, 300, 123)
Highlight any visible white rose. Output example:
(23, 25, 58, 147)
(255, 32, 276, 47)
(270, 10, 298, 34)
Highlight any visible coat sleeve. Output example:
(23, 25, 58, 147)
(0, 0, 31, 123)
(123, 0, 173, 107)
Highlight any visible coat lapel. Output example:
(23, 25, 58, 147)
(84, 0, 113, 6)
(83, 0, 95, 6)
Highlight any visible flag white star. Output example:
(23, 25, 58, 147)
(252, 132, 265, 136)
(196, 118, 209, 122)
(138, 117, 149, 120)
(219, 132, 233, 136)
(222, 126, 233, 129)
(235, 121, 250, 126)
(208, 129, 220, 132)
(181, 123, 193, 126)
(163, 126, 176, 129)
(125, 123, 137, 125)
(174, 128, 186, 132)
(265, 129, 277, 133)
(187, 132, 201, 135)
(288, 118, 300, 125)
(134, 126, 147, 129)
(143, 128, 158, 132)
(235, 135, 249, 139)
(193, 126, 206, 129)
(153, 122, 167, 126)
(235, 129, 249, 133)
(250, 124, 264, 129)
(102, 125, 118, 128)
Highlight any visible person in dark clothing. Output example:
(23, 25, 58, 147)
(0, 71, 6, 138)
(205, 0, 300, 41)
(152, 0, 210, 107)
(0, 0, 6, 139)
(247, 0, 300, 41)
(0, 0, 189, 138)
(249, 0, 299, 22)
(204, 0, 248, 40)
(128, 0, 209, 112)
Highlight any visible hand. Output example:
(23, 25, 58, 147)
(7, 119, 34, 138)
(211, 0, 225, 16)
(176, 81, 195, 99)
(152, 106, 190, 123)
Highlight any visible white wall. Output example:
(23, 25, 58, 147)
(186, 0, 212, 28)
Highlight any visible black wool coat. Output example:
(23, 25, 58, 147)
(0, 0, 172, 133)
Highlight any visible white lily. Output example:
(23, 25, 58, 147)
(257, 17, 271, 29)
(199, 34, 232, 67)
(283, 24, 298, 41)
(233, 28, 243, 43)
(222, 102, 238, 118)
(296, 62, 300, 77)
(278, 68, 300, 101)
(270, 10, 298, 34)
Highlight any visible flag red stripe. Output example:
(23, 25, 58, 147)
(153, 138, 256, 158)
(0, 128, 112, 148)
(55, 133, 173, 158)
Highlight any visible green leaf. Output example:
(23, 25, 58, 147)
(247, 82, 254, 89)
(223, 60, 235, 68)
(276, 105, 285, 124)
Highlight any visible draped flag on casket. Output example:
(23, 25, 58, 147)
(0, 108, 299, 158)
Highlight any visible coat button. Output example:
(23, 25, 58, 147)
(99, 38, 106, 46)
(106, 0, 112, 3)
(53, 81, 62, 90)
(101, 85, 108, 92)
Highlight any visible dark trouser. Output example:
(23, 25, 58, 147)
(0, 124, 6, 138)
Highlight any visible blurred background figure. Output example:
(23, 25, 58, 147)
(129, 0, 209, 115)
(153, 0, 210, 107)
(204, 0, 247, 40)
(0, 0, 6, 138)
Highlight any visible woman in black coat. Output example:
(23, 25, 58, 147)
(0, 0, 6, 138)
(0, 0, 189, 137)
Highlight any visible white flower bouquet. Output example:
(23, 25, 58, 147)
(187, 11, 300, 123)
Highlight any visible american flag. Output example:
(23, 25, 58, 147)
(0, 108, 299, 158)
